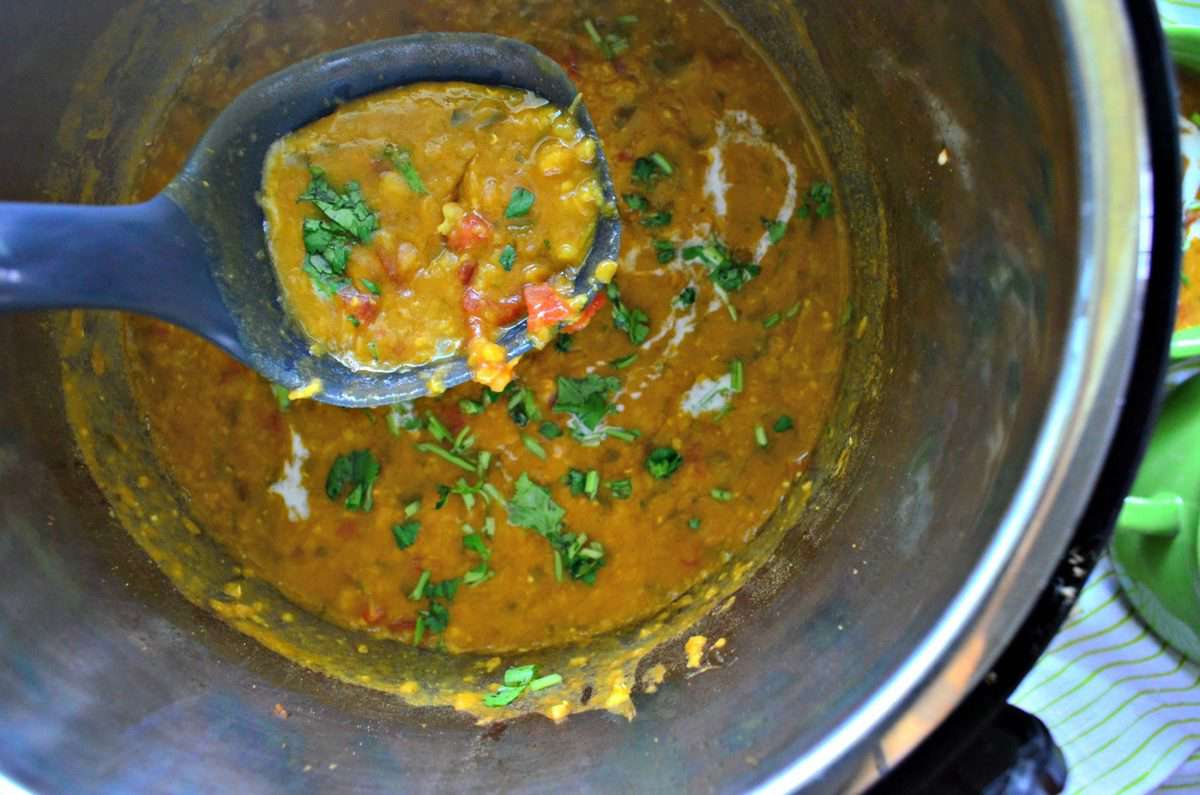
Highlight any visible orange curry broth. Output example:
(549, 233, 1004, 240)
(261, 82, 604, 390)
(121, 0, 850, 654)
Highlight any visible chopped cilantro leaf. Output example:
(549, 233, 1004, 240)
(675, 286, 697, 308)
(484, 664, 560, 707)
(554, 374, 620, 430)
(654, 239, 677, 264)
(564, 468, 589, 497)
(682, 240, 760, 293)
(688, 517, 701, 530)
(774, 415, 795, 433)
(503, 381, 541, 427)
(522, 434, 547, 460)
(623, 193, 650, 211)
(459, 397, 486, 416)
(270, 384, 291, 411)
(504, 187, 535, 218)
(604, 426, 641, 443)
(554, 333, 573, 353)
(763, 312, 782, 329)
(641, 210, 672, 228)
(383, 144, 428, 195)
(325, 450, 381, 512)
(499, 244, 517, 272)
(539, 421, 563, 439)
(796, 180, 835, 219)
(360, 278, 381, 295)
(646, 447, 683, 479)
(508, 474, 606, 583)
(507, 473, 566, 537)
(632, 152, 673, 185)
(607, 479, 633, 499)
(762, 217, 788, 244)
(711, 488, 734, 502)
(610, 353, 638, 369)
(392, 520, 420, 550)
(607, 281, 650, 345)
(549, 530, 606, 584)
(299, 168, 378, 242)
(410, 570, 432, 601)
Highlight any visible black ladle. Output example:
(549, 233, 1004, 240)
(0, 34, 620, 407)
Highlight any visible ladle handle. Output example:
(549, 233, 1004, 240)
(0, 194, 241, 352)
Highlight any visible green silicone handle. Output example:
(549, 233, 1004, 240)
(1117, 492, 1196, 536)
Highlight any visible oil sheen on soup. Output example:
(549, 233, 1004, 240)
(123, 0, 851, 655)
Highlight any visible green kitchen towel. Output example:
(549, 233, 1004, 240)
(1013, 557, 1200, 793)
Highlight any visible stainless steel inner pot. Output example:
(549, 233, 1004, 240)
(0, 0, 1176, 792)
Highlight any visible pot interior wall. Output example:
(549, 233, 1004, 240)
(0, 1, 1078, 792)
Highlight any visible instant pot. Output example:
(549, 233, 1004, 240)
(0, 0, 1182, 792)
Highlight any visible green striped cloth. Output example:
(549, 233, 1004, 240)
(1012, 557, 1200, 793)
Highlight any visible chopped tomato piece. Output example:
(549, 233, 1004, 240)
(337, 286, 380, 325)
(361, 599, 385, 626)
(524, 283, 573, 333)
(563, 291, 608, 334)
(457, 260, 478, 286)
(446, 211, 493, 253)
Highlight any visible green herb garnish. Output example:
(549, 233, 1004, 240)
(763, 312, 782, 329)
(654, 239, 677, 264)
(730, 359, 744, 393)
(522, 434, 547, 460)
(503, 381, 542, 427)
(755, 425, 768, 448)
(564, 468, 600, 500)
(507, 474, 605, 583)
(462, 530, 495, 586)
(392, 520, 420, 550)
(582, 19, 629, 60)
(505, 187, 535, 218)
(632, 152, 673, 185)
(299, 167, 378, 242)
(604, 427, 642, 443)
(607, 479, 633, 500)
(641, 211, 672, 229)
(325, 450, 381, 512)
(270, 384, 291, 412)
(774, 415, 795, 433)
(711, 488, 734, 502)
(674, 286, 697, 308)
(607, 281, 650, 345)
(499, 244, 517, 272)
(383, 144, 428, 195)
(646, 447, 683, 479)
(360, 278, 381, 296)
(682, 239, 760, 293)
(539, 421, 563, 439)
(554, 374, 620, 430)
(762, 217, 788, 244)
(796, 181, 835, 220)
(483, 664, 562, 707)
(610, 353, 638, 369)
(623, 193, 650, 211)
(507, 473, 567, 537)
(554, 333, 573, 353)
